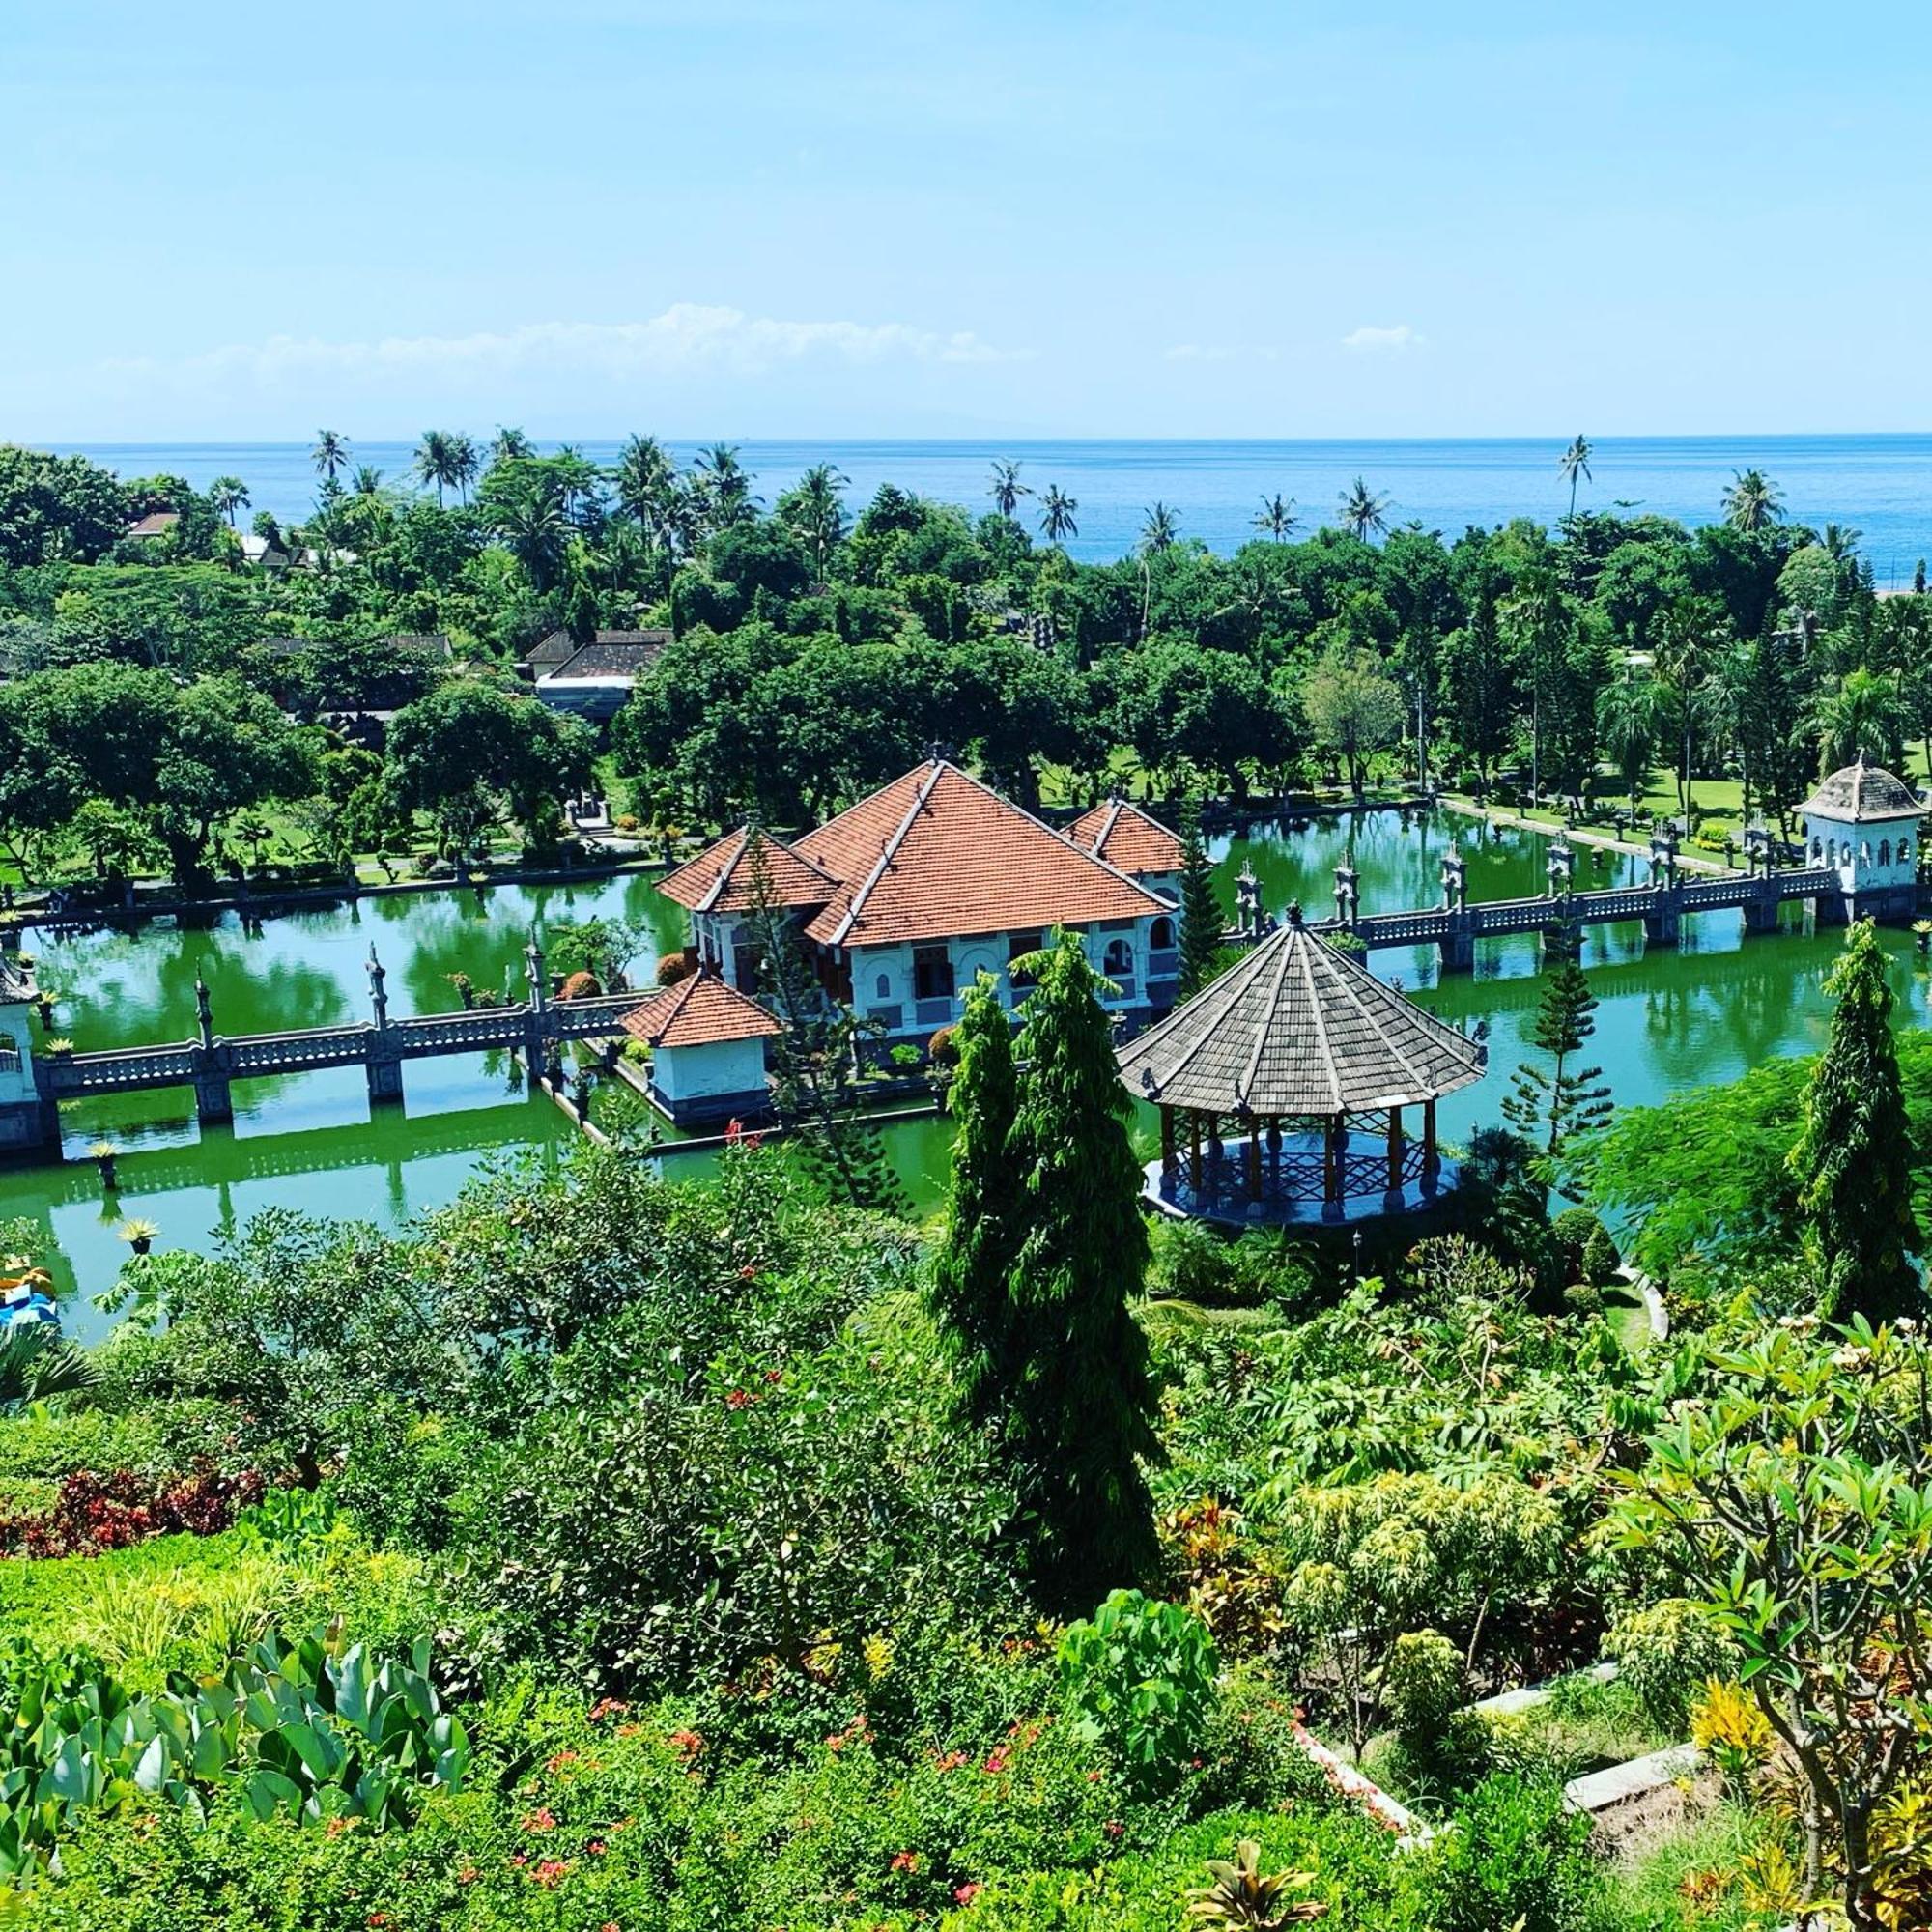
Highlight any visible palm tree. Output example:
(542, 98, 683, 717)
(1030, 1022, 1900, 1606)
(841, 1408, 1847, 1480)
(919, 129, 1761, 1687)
(490, 426, 533, 466)
(989, 459, 1031, 522)
(412, 431, 464, 507)
(784, 463, 849, 582)
(451, 435, 481, 504)
(490, 469, 569, 593)
(1656, 597, 1723, 813)
(1813, 668, 1908, 772)
(1138, 501, 1179, 555)
(311, 430, 351, 483)
(0, 1323, 96, 1411)
(1596, 667, 1668, 812)
(695, 443, 756, 527)
(209, 476, 249, 527)
(615, 434, 675, 526)
(1558, 435, 1593, 517)
(1337, 477, 1390, 543)
(1252, 494, 1298, 542)
(1038, 485, 1079, 546)
(353, 465, 384, 495)
(1723, 469, 1785, 534)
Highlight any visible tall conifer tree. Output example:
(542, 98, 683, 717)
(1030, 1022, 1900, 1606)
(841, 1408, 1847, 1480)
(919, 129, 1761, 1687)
(929, 973, 1024, 1423)
(1176, 800, 1223, 1000)
(1501, 913, 1612, 1157)
(1789, 920, 1922, 1321)
(1003, 930, 1160, 1601)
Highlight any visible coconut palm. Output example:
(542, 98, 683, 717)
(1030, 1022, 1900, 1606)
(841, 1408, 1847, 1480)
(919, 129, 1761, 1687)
(490, 425, 534, 466)
(412, 431, 466, 507)
(614, 434, 675, 527)
(783, 464, 849, 582)
(1723, 469, 1785, 533)
(1596, 667, 1669, 812)
(1139, 501, 1179, 556)
(1252, 494, 1298, 542)
(1558, 435, 1593, 517)
(1038, 485, 1079, 546)
(1337, 477, 1390, 543)
(1813, 667, 1909, 773)
(1656, 597, 1724, 812)
(695, 443, 757, 527)
(490, 469, 570, 593)
(989, 459, 1031, 522)
(311, 430, 351, 483)
(353, 466, 384, 496)
(209, 476, 250, 527)
(451, 435, 482, 504)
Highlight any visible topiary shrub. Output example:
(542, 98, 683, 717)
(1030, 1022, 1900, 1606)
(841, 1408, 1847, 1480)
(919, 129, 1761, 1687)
(1560, 1282, 1604, 1320)
(655, 951, 696, 987)
(1548, 1207, 1601, 1285)
(927, 1025, 960, 1067)
(1581, 1221, 1621, 1285)
(1602, 1598, 1740, 1735)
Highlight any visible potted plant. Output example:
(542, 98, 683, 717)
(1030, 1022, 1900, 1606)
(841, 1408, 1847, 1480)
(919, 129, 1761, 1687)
(115, 1217, 159, 1256)
(88, 1139, 119, 1190)
(34, 990, 56, 1031)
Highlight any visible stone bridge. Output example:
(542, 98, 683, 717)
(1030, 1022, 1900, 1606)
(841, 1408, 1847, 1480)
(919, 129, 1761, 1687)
(31, 940, 643, 1157)
(1230, 831, 1848, 973)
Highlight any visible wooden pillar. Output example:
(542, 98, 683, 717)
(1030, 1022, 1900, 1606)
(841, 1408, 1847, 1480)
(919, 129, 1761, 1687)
(1245, 1119, 1262, 1201)
(1160, 1105, 1178, 1180)
(1187, 1111, 1202, 1193)
(1422, 1095, 1439, 1176)
(1206, 1113, 1221, 1198)
(1386, 1105, 1405, 1191)
(1323, 1114, 1343, 1204)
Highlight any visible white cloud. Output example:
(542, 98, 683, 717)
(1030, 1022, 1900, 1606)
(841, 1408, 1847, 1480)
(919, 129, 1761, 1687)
(1341, 324, 1424, 354)
(104, 303, 1025, 388)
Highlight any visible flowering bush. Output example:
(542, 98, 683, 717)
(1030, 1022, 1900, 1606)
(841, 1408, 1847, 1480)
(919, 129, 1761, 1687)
(0, 1464, 269, 1557)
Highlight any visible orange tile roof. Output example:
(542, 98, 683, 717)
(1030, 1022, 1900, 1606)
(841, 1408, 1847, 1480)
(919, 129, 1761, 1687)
(1069, 799, 1185, 878)
(657, 828, 838, 915)
(620, 969, 781, 1049)
(796, 760, 1172, 948)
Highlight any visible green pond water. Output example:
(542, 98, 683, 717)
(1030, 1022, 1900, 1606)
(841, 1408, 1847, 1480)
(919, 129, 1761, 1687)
(4, 812, 1918, 1339)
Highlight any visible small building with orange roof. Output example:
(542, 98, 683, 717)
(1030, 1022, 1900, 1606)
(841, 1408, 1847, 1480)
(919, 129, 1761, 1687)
(619, 966, 781, 1124)
(658, 757, 1181, 1048)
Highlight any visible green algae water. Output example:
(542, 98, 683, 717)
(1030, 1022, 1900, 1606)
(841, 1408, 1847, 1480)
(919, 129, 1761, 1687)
(2, 813, 1918, 1337)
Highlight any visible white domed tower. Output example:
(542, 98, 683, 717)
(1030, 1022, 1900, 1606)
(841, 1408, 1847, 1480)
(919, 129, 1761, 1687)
(1800, 754, 1925, 922)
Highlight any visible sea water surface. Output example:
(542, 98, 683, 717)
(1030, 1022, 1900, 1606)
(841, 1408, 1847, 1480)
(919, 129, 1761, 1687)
(57, 435, 1932, 579)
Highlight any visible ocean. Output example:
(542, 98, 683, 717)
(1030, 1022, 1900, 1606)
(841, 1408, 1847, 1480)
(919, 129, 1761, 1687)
(57, 434, 1932, 579)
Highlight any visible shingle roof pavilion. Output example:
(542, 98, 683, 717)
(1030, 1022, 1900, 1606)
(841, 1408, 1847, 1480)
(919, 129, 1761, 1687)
(1116, 910, 1486, 1118)
(1800, 754, 1925, 824)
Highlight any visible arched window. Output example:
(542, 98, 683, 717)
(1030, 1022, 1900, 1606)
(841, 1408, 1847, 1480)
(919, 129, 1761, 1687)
(1827, 839, 1837, 866)
(1811, 837, 1824, 862)
(1861, 841, 1873, 867)
(1102, 938, 1134, 978)
(1880, 839, 1891, 867)
(875, 973, 891, 1000)
(1904, 839, 1915, 866)
(1151, 916, 1175, 950)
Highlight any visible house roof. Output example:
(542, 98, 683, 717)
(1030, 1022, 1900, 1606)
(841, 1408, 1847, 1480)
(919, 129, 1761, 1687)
(1800, 754, 1924, 823)
(795, 759, 1173, 948)
(619, 969, 781, 1050)
(125, 511, 180, 539)
(1115, 910, 1487, 1117)
(658, 827, 839, 915)
(526, 628, 672, 679)
(1069, 798, 1185, 878)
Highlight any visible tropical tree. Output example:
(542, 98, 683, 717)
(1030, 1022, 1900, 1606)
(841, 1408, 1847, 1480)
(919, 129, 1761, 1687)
(1813, 667, 1908, 773)
(1175, 800, 1224, 999)
(310, 430, 351, 484)
(1252, 493, 1298, 542)
(695, 443, 757, 528)
(614, 434, 675, 528)
(412, 431, 467, 508)
(1595, 666, 1668, 812)
(781, 464, 849, 582)
(1139, 502, 1179, 555)
(0, 1322, 96, 1410)
(208, 477, 249, 528)
(352, 466, 384, 496)
(1654, 595, 1723, 814)
(1788, 920, 1921, 1322)
(1038, 485, 1079, 546)
(490, 426, 534, 465)
(1723, 468, 1786, 533)
(1001, 930, 1161, 1601)
(1557, 435, 1593, 517)
(486, 466, 570, 594)
(1336, 477, 1390, 543)
(989, 459, 1031, 522)
(1501, 915, 1611, 1159)
(929, 973, 1025, 1425)
(1301, 641, 1405, 799)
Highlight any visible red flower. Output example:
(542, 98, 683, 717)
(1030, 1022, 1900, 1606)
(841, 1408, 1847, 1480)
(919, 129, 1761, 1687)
(456, 1864, 479, 1886)
(738, 1264, 757, 1281)
(980, 1749, 1009, 1775)
(890, 1851, 920, 1874)
(724, 1388, 753, 1409)
(545, 1749, 579, 1773)
(368, 1918, 388, 1928)
(585, 1838, 608, 1857)
(532, 1859, 571, 1889)
(1104, 1820, 1123, 1839)
(587, 1697, 629, 1721)
(954, 1883, 983, 1905)
(523, 1807, 556, 1832)
(668, 1727, 704, 1759)
(1086, 1769, 1102, 1782)
(933, 1748, 968, 1772)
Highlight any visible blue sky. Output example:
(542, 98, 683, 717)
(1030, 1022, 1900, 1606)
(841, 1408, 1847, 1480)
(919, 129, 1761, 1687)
(3, 1, 1926, 440)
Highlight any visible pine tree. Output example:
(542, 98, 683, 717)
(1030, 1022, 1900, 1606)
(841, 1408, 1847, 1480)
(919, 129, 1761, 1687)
(1176, 800, 1223, 1000)
(1003, 930, 1160, 1602)
(1501, 914, 1612, 1158)
(742, 833, 908, 1217)
(928, 973, 1024, 1424)
(1788, 920, 1923, 1321)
